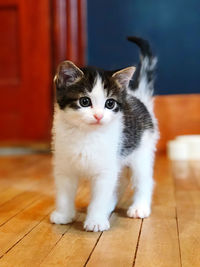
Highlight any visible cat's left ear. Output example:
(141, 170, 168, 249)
(112, 66, 136, 88)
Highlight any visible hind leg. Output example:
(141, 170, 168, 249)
(127, 131, 156, 218)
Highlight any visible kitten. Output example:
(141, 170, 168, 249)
(50, 36, 159, 232)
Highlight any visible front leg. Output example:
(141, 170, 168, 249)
(50, 173, 78, 225)
(84, 171, 118, 232)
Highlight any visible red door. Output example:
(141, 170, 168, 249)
(0, 0, 52, 143)
(0, 0, 87, 144)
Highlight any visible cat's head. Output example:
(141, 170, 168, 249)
(54, 61, 135, 129)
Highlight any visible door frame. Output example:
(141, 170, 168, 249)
(52, 0, 87, 70)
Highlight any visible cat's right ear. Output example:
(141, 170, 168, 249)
(112, 66, 136, 89)
(54, 60, 84, 86)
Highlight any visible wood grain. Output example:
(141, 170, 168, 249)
(0, 187, 23, 206)
(134, 156, 181, 267)
(0, 154, 199, 266)
(41, 213, 102, 267)
(0, 216, 69, 266)
(135, 216, 181, 267)
(0, 191, 39, 226)
(175, 165, 200, 267)
(0, 196, 53, 258)
(86, 214, 141, 267)
(176, 205, 200, 267)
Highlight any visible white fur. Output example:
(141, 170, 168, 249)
(50, 76, 158, 231)
(125, 130, 158, 218)
(128, 56, 157, 114)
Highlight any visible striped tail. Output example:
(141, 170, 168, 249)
(127, 36, 157, 101)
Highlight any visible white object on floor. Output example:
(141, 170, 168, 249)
(167, 135, 200, 160)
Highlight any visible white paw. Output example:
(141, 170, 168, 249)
(127, 204, 151, 219)
(50, 210, 75, 225)
(84, 217, 110, 232)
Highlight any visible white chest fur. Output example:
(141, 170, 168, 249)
(53, 111, 122, 177)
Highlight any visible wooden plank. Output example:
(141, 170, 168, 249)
(40, 213, 102, 267)
(177, 204, 200, 267)
(0, 196, 53, 258)
(0, 154, 52, 183)
(0, 216, 70, 266)
(173, 161, 200, 191)
(0, 179, 99, 266)
(0, 155, 53, 226)
(0, 187, 23, 206)
(86, 213, 141, 267)
(0, 180, 97, 267)
(40, 212, 138, 267)
(134, 155, 181, 267)
(175, 166, 200, 267)
(0, 191, 39, 226)
(135, 209, 181, 267)
(0, 155, 53, 197)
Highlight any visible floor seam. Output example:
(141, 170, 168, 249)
(0, 208, 53, 260)
(132, 219, 143, 267)
(175, 208, 183, 267)
(171, 158, 183, 267)
(0, 194, 42, 228)
(39, 214, 81, 265)
(0, 190, 30, 208)
(83, 232, 103, 266)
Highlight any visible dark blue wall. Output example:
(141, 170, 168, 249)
(87, 0, 200, 95)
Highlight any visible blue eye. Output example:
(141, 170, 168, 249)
(79, 97, 92, 107)
(105, 99, 116, 109)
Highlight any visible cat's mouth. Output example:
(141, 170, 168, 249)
(89, 121, 102, 126)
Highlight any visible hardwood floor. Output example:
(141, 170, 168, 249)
(0, 153, 199, 266)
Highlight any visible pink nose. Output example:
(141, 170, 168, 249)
(94, 114, 103, 121)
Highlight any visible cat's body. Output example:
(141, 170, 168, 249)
(51, 37, 159, 232)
